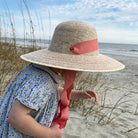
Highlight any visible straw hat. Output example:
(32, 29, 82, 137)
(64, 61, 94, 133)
(21, 21, 125, 72)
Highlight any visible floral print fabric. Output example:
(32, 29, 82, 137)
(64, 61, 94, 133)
(0, 64, 59, 138)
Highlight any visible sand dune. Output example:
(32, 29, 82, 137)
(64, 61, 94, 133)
(63, 54, 138, 138)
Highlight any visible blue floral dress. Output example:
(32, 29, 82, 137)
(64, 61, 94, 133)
(0, 64, 59, 138)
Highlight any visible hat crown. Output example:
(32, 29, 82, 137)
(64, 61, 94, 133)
(48, 21, 99, 55)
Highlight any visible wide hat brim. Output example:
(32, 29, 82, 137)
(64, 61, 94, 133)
(20, 48, 125, 72)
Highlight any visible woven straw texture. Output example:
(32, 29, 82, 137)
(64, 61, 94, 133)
(21, 21, 125, 72)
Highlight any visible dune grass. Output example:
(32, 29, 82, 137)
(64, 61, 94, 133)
(0, 0, 44, 97)
(0, 43, 41, 98)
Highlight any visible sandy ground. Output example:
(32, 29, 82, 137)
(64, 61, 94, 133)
(63, 54, 138, 138)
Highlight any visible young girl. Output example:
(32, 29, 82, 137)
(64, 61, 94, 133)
(0, 21, 124, 138)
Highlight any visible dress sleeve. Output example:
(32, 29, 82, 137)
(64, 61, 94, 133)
(15, 72, 53, 111)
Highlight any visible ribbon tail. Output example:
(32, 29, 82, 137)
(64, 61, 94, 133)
(51, 70, 77, 129)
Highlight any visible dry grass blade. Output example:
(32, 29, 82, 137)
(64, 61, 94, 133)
(5, 1, 16, 47)
(125, 127, 138, 133)
(97, 110, 109, 124)
(106, 92, 131, 124)
(22, 0, 35, 48)
(18, 0, 27, 48)
(83, 103, 96, 116)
